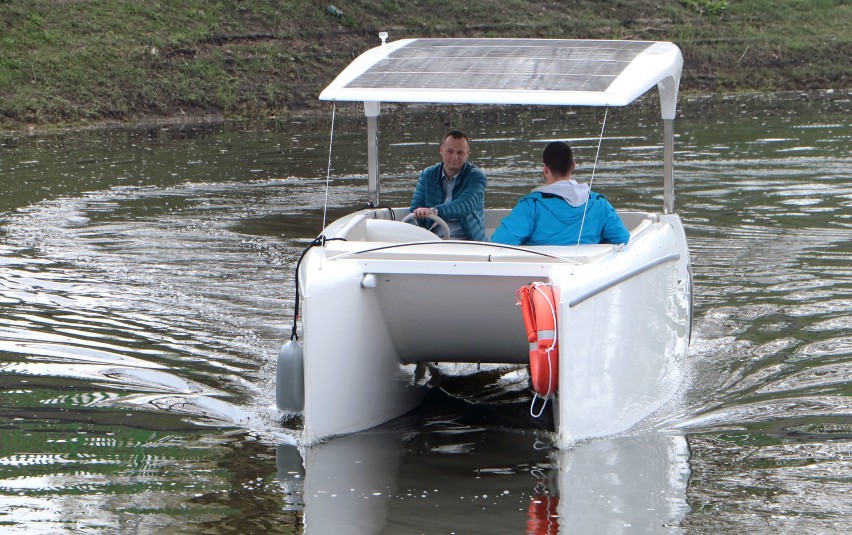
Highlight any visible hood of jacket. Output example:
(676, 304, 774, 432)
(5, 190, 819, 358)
(532, 180, 590, 207)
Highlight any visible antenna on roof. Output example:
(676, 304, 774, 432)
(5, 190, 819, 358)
(379, 32, 388, 46)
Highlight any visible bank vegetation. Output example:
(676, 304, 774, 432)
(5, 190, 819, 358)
(0, 0, 849, 131)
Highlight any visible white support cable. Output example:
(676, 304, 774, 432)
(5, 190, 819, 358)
(322, 101, 337, 231)
(571, 107, 609, 274)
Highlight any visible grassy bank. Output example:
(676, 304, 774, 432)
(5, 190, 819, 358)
(0, 0, 849, 130)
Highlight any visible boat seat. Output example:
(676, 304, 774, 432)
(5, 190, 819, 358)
(364, 218, 440, 243)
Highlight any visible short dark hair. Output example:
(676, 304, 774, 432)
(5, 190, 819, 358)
(443, 130, 469, 144)
(543, 141, 574, 176)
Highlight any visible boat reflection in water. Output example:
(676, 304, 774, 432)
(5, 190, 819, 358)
(277, 430, 691, 533)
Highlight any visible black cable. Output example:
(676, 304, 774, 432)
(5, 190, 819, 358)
(291, 205, 394, 341)
(290, 235, 346, 340)
(373, 205, 397, 220)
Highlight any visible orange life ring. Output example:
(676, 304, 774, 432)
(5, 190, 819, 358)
(517, 282, 560, 398)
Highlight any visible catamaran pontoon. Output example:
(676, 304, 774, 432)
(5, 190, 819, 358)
(277, 37, 691, 447)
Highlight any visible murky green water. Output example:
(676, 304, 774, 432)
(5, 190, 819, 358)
(1, 92, 850, 533)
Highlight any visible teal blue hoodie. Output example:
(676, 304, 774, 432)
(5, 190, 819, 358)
(409, 161, 487, 241)
(491, 180, 629, 246)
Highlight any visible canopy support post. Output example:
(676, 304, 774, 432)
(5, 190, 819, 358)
(657, 71, 680, 215)
(364, 101, 381, 208)
(663, 118, 674, 214)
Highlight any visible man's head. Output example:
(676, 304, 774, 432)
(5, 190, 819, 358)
(542, 141, 575, 183)
(439, 130, 470, 177)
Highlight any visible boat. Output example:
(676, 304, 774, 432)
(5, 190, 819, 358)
(277, 36, 692, 447)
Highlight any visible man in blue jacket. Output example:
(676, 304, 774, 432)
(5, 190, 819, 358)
(410, 130, 487, 241)
(491, 141, 629, 246)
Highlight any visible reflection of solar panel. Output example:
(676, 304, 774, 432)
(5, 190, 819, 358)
(344, 39, 653, 93)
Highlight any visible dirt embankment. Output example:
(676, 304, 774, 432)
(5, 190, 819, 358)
(0, 0, 849, 132)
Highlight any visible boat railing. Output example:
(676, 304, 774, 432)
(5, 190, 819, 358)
(331, 207, 657, 239)
(322, 239, 614, 265)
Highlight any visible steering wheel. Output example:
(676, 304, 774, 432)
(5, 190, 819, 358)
(401, 212, 451, 240)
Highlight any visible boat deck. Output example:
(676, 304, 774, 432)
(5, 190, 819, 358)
(321, 208, 658, 266)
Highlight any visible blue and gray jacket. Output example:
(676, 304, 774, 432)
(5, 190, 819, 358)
(491, 180, 629, 246)
(409, 161, 487, 241)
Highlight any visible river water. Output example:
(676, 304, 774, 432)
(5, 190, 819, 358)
(1, 93, 849, 534)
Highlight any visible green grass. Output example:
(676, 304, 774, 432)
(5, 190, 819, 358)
(0, 0, 849, 130)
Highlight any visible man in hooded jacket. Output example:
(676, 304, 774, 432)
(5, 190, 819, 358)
(490, 141, 629, 246)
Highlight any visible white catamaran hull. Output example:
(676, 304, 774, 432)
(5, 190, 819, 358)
(297, 210, 690, 445)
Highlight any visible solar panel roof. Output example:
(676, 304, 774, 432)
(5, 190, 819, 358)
(319, 38, 683, 113)
(347, 39, 651, 93)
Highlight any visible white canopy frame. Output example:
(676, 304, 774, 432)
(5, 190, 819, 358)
(319, 38, 683, 213)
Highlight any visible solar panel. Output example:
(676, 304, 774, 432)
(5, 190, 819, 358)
(319, 38, 681, 110)
(344, 39, 654, 93)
